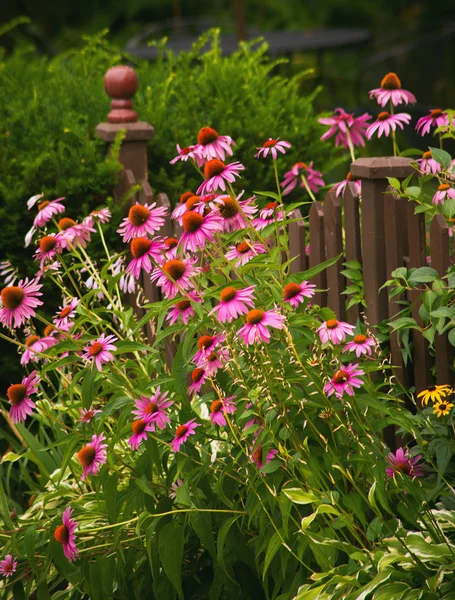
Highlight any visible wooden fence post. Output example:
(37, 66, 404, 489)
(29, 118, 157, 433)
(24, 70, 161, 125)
(350, 157, 414, 329)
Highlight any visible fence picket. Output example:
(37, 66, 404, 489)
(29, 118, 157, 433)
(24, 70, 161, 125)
(288, 208, 307, 274)
(309, 202, 327, 308)
(323, 190, 346, 320)
(343, 182, 362, 323)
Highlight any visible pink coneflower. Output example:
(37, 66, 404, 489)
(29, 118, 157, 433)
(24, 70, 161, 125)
(281, 162, 325, 196)
(28, 194, 66, 227)
(151, 257, 198, 300)
(416, 109, 450, 136)
(255, 138, 291, 159)
(0, 278, 43, 329)
(366, 112, 411, 139)
(211, 193, 257, 232)
(84, 208, 112, 227)
(179, 210, 223, 252)
(318, 108, 371, 148)
(83, 334, 118, 372)
(238, 308, 285, 345)
(209, 286, 256, 323)
(196, 127, 235, 161)
(369, 73, 416, 107)
(433, 184, 455, 206)
(209, 397, 236, 426)
(324, 364, 364, 398)
(167, 291, 201, 325)
(283, 281, 316, 308)
(57, 218, 95, 250)
(0, 260, 18, 286)
(162, 236, 180, 260)
(170, 144, 203, 166)
(331, 172, 362, 198)
(126, 237, 167, 280)
(80, 406, 101, 423)
(197, 159, 245, 196)
(225, 240, 267, 267)
(34, 234, 63, 268)
(54, 507, 79, 562)
(343, 334, 375, 357)
(189, 367, 207, 395)
(193, 333, 226, 365)
(128, 419, 155, 450)
(169, 478, 183, 499)
(77, 433, 107, 479)
(132, 387, 173, 430)
(171, 419, 201, 452)
(20, 333, 56, 365)
(252, 202, 285, 231)
(317, 319, 355, 344)
(171, 191, 196, 220)
(202, 348, 230, 376)
(0, 554, 17, 577)
(6, 370, 39, 424)
(386, 447, 424, 478)
(251, 445, 278, 469)
(117, 202, 168, 242)
(53, 298, 79, 330)
(419, 151, 442, 175)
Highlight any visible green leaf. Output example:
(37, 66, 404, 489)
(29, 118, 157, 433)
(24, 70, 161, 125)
(387, 177, 401, 191)
(448, 328, 455, 348)
(190, 511, 216, 558)
(253, 190, 281, 201)
(294, 254, 343, 282)
(115, 340, 154, 353)
(262, 531, 282, 580)
(301, 504, 340, 530)
(171, 343, 188, 403)
(81, 368, 99, 410)
(15, 424, 57, 477)
(57, 434, 80, 484)
(429, 146, 452, 169)
(408, 267, 439, 285)
(282, 488, 318, 505)
(158, 521, 185, 598)
(23, 525, 37, 573)
(216, 515, 242, 581)
(0, 468, 14, 529)
(103, 472, 118, 523)
(404, 186, 421, 199)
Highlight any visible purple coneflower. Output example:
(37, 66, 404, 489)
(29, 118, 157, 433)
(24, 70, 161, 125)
(366, 111, 411, 139)
(419, 151, 442, 175)
(77, 433, 107, 479)
(193, 333, 226, 365)
(128, 419, 155, 450)
(238, 308, 285, 345)
(0, 278, 43, 329)
(251, 445, 278, 469)
(0, 260, 18, 286)
(80, 406, 101, 423)
(54, 508, 79, 562)
(53, 298, 79, 330)
(151, 257, 198, 300)
(57, 218, 94, 250)
(169, 478, 183, 499)
(117, 202, 167, 242)
(202, 348, 230, 376)
(167, 291, 200, 325)
(83, 334, 118, 372)
(209, 285, 256, 323)
(179, 210, 223, 253)
(84, 208, 112, 227)
(34, 234, 63, 268)
(318, 319, 355, 344)
(369, 73, 416, 107)
(255, 138, 291, 159)
(209, 397, 236, 426)
(162, 236, 180, 260)
(126, 237, 167, 280)
(343, 334, 375, 357)
(386, 447, 424, 478)
(28, 194, 66, 227)
(21, 333, 56, 365)
(0, 554, 17, 577)
(212, 193, 257, 232)
(197, 159, 244, 196)
(324, 364, 364, 398)
(281, 162, 325, 196)
(132, 387, 173, 430)
(188, 368, 207, 395)
(225, 240, 267, 267)
(416, 109, 450, 136)
(196, 127, 235, 161)
(171, 419, 201, 452)
(170, 144, 203, 166)
(433, 183, 455, 206)
(6, 370, 40, 424)
(318, 108, 371, 148)
(252, 202, 285, 231)
(283, 281, 316, 309)
(331, 172, 362, 198)
(171, 192, 196, 220)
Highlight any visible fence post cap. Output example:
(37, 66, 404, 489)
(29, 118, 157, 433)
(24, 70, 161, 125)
(104, 65, 139, 123)
(350, 157, 414, 179)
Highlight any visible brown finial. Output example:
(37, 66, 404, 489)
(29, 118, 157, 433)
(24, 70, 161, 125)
(104, 65, 139, 123)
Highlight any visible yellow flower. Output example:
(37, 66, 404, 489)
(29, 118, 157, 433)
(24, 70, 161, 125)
(417, 385, 452, 406)
(433, 400, 454, 418)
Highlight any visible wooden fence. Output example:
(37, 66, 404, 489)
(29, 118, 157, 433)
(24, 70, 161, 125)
(96, 65, 454, 393)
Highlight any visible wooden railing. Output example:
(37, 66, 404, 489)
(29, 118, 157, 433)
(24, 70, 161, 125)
(96, 66, 454, 392)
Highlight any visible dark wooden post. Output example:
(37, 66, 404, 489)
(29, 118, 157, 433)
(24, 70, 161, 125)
(95, 65, 154, 200)
(350, 157, 414, 328)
